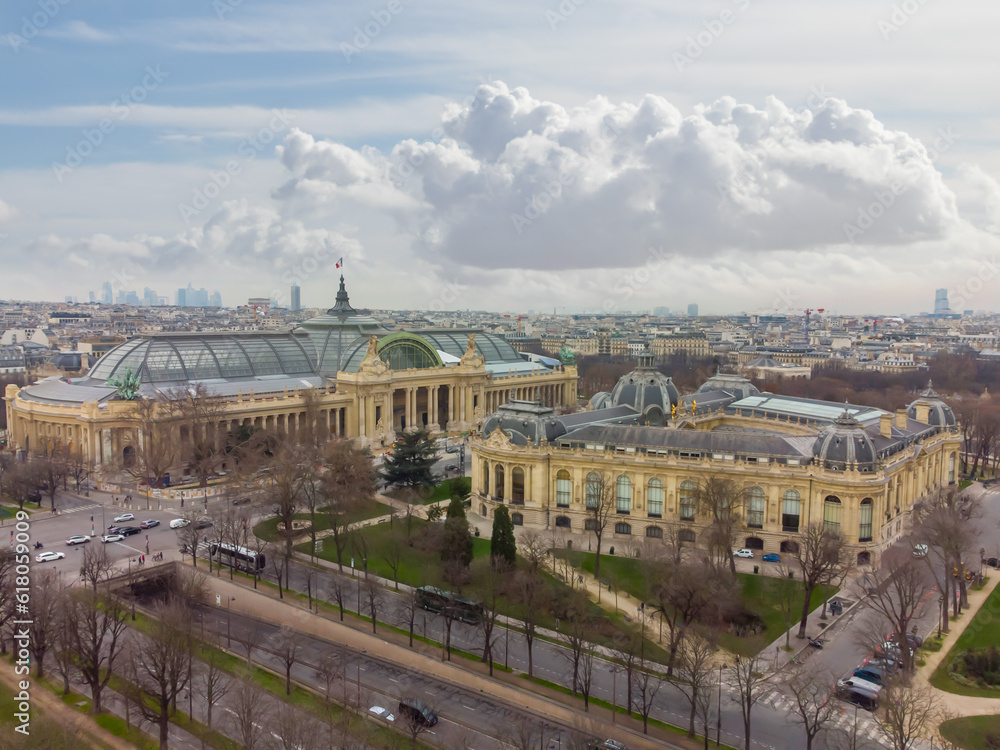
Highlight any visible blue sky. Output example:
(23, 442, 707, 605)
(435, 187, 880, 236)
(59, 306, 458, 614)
(2, 0, 999, 313)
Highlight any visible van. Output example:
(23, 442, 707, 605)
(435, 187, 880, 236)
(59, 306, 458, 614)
(397, 700, 437, 727)
(836, 676, 881, 695)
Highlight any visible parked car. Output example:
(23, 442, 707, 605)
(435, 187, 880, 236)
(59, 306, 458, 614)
(733, 548, 754, 559)
(36, 551, 65, 563)
(232, 497, 252, 506)
(368, 706, 394, 722)
(140, 519, 160, 529)
(445, 446, 458, 454)
(445, 464, 460, 473)
(587, 741, 629, 750)
(887, 631, 923, 649)
(169, 518, 191, 529)
(852, 666, 886, 686)
(114, 513, 135, 523)
(101, 533, 125, 543)
(912, 544, 929, 557)
(66, 535, 91, 545)
(762, 553, 780, 562)
(985, 557, 999, 569)
(836, 682, 879, 711)
(397, 700, 437, 727)
(836, 675, 881, 694)
(194, 518, 213, 530)
(106, 525, 125, 534)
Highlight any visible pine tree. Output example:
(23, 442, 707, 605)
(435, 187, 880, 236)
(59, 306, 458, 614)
(490, 505, 516, 567)
(441, 496, 473, 569)
(378, 429, 436, 489)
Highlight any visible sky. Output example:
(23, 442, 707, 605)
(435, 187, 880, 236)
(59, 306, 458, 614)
(1, 0, 999, 316)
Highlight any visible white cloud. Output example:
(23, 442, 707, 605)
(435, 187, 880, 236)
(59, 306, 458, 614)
(44, 21, 116, 43)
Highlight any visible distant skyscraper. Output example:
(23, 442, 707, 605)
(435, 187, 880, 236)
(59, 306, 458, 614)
(125, 291, 139, 306)
(209, 291, 222, 307)
(934, 288, 951, 315)
(290, 285, 301, 311)
(653, 306, 669, 316)
(101, 281, 112, 304)
(177, 288, 186, 306)
(687, 303, 699, 317)
(88, 291, 96, 303)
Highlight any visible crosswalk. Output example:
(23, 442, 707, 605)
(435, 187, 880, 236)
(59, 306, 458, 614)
(59, 503, 100, 516)
(757, 688, 887, 745)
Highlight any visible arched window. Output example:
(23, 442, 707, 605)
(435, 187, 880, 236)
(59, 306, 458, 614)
(494, 465, 505, 500)
(823, 495, 842, 533)
(646, 478, 664, 517)
(481, 459, 489, 494)
(616, 475, 631, 514)
(859, 498, 873, 542)
(615, 522, 632, 535)
(512, 467, 525, 505)
(511, 512, 523, 526)
(679, 528, 696, 544)
(584, 518, 598, 531)
(555, 516, 571, 528)
(747, 486, 765, 529)
(782, 490, 801, 532)
(556, 470, 571, 508)
(680, 480, 696, 521)
(857, 551, 871, 566)
(780, 540, 800, 554)
(646, 526, 663, 539)
(585, 472, 601, 509)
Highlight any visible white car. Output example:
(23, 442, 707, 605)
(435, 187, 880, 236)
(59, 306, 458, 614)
(734, 548, 755, 559)
(113, 513, 134, 523)
(66, 535, 91, 545)
(169, 518, 191, 529)
(912, 544, 929, 557)
(368, 706, 395, 722)
(36, 551, 65, 563)
(101, 533, 125, 543)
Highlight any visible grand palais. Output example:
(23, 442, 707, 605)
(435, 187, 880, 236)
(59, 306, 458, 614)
(471, 351, 960, 563)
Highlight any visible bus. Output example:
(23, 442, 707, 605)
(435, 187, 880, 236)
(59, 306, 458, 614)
(414, 586, 484, 625)
(209, 542, 266, 573)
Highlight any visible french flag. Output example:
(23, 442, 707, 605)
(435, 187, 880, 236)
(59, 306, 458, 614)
(335, 257, 343, 268)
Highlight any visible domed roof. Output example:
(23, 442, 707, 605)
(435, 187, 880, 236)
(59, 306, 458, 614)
(697, 371, 760, 401)
(293, 276, 388, 375)
(608, 351, 679, 420)
(813, 409, 877, 471)
(906, 381, 956, 427)
(480, 401, 568, 446)
(589, 391, 613, 410)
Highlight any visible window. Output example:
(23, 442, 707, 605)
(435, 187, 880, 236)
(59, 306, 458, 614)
(555, 516, 571, 528)
(646, 526, 663, 539)
(680, 480, 696, 521)
(616, 475, 632, 514)
(512, 467, 525, 505)
(511, 512, 523, 526)
(585, 472, 601, 509)
(747, 486, 765, 528)
(823, 495, 842, 533)
(481, 460, 489, 495)
(780, 540, 799, 554)
(646, 478, 664, 517)
(584, 518, 598, 531)
(949, 453, 956, 484)
(494, 465, 505, 500)
(782, 490, 800, 533)
(859, 498, 873, 542)
(615, 522, 632, 535)
(745, 536, 764, 550)
(556, 470, 571, 508)
(679, 528, 696, 544)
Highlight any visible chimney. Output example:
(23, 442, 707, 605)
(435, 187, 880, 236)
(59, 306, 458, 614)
(915, 403, 931, 424)
(880, 413, 893, 438)
(895, 409, 908, 429)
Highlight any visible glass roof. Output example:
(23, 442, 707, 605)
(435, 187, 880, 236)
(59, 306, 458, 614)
(731, 394, 886, 423)
(409, 329, 523, 363)
(87, 333, 318, 385)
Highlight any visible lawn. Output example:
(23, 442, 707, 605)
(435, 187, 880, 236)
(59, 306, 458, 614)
(253, 498, 390, 542)
(940, 714, 1000, 749)
(931, 580, 1000, 697)
(385, 476, 471, 505)
(553, 549, 836, 656)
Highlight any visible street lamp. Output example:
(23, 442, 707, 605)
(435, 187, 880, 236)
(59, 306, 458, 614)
(717, 661, 725, 747)
(226, 596, 235, 646)
(938, 595, 944, 639)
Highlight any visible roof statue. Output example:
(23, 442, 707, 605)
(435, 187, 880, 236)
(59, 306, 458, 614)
(559, 344, 576, 366)
(106, 366, 141, 401)
(358, 335, 388, 375)
(460, 333, 485, 367)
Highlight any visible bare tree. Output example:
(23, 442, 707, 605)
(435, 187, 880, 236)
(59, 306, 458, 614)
(126, 602, 194, 750)
(201, 642, 230, 730)
(0, 550, 15, 655)
(122, 395, 179, 491)
(267, 541, 291, 599)
(497, 718, 546, 750)
(871, 681, 938, 750)
(610, 631, 641, 718)
(28, 570, 61, 678)
(327, 573, 350, 622)
(320, 439, 377, 571)
(773, 562, 798, 651)
(271, 625, 300, 695)
(364, 576, 383, 634)
(378, 527, 408, 590)
(175, 506, 210, 569)
(583, 471, 616, 580)
(472, 557, 507, 676)
(794, 523, 849, 639)
(674, 627, 717, 738)
(233, 622, 260, 671)
(266, 437, 311, 565)
(861, 551, 934, 673)
(694, 475, 749, 574)
(168, 384, 230, 488)
(79, 543, 115, 593)
(273, 701, 324, 750)
(786, 665, 839, 750)
(513, 564, 549, 678)
(398, 696, 438, 749)
(229, 677, 269, 750)
(730, 654, 766, 750)
(579, 642, 597, 711)
(632, 662, 665, 734)
(396, 588, 421, 648)
(51, 599, 74, 696)
(314, 647, 348, 709)
(558, 594, 592, 697)
(68, 582, 128, 714)
(34, 444, 70, 511)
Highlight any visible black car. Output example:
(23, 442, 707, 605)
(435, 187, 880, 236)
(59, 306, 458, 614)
(397, 700, 437, 727)
(119, 526, 142, 537)
(194, 519, 213, 530)
(107, 525, 125, 534)
(985, 557, 999, 569)
(232, 497, 252, 506)
(140, 519, 160, 529)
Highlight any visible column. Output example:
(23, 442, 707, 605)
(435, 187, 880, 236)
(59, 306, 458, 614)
(447, 384, 455, 425)
(358, 397, 366, 437)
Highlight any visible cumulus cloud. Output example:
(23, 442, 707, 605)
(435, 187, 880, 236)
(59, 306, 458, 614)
(272, 82, 964, 271)
(0, 198, 18, 222)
